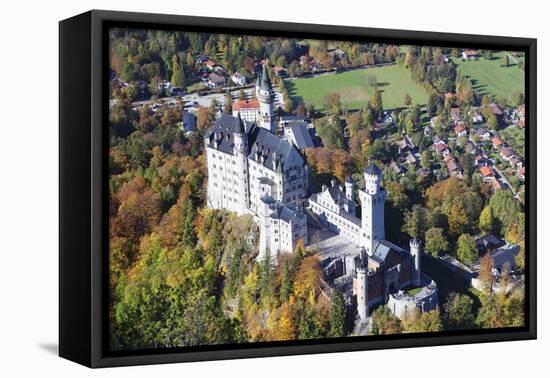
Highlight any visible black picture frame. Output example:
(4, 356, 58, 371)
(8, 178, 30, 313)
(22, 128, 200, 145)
(59, 9, 537, 368)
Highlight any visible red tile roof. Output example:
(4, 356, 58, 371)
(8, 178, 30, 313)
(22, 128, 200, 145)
(232, 99, 260, 111)
(480, 166, 494, 177)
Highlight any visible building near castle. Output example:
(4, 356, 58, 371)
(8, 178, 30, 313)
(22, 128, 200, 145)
(205, 64, 308, 260)
(230, 63, 275, 133)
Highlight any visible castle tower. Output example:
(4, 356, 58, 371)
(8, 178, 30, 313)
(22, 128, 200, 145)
(410, 238, 422, 287)
(344, 175, 356, 215)
(232, 113, 250, 214)
(256, 63, 275, 133)
(358, 163, 386, 256)
(257, 194, 273, 261)
(356, 264, 369, 322)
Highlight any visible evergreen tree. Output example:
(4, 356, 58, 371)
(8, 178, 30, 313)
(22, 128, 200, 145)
(171, 55, 186, 88)
(179, 195, 197, 247)
(328, 290, 347, 337)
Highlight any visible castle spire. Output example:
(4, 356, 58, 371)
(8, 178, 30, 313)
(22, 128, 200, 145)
(235, 111, 245, 134)
(260, 61, 272, 92)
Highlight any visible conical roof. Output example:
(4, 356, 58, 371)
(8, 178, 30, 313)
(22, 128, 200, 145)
(235, 112, 245, 134)
(259, 63, 272, 92)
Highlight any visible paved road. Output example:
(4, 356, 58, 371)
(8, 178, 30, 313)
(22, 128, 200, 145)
(131, 86, 285, 113)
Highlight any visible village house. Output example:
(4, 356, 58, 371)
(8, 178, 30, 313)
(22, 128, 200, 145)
(454, 124, 467, 137)
(462, 49, 479, 59)
(476, 153, 489, 167)
(450, 107, 462, 124)
(328, 48, 347, 60)
(272, 66, 287, 77)
(500, 147, 515, 161)
(469, 108, 484, 124)
(475, 128, 493, 141)
(398, 135, 415, 154)
(207, 72, 226, 88)
(479, 165, 496, 182)
(231, 72, 247, 86)
(204, 59, 219, 71)
(446, 157, 462, 176)
(491, 136, 504, 149)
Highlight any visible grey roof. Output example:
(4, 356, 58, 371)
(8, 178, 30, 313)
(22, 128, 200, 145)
(206, 114, 304, 170)
(248, 124, 303, 172)
(365, 163, 382, 176)
(476, 234, 505, 253)
(372, 239, 407, 264)
(262, 196, 304, 223)
(258, 63, 272, 92)
(287, 122, 314, 149)
(204, 113, 252, 155)
(182, 111, 196, 132)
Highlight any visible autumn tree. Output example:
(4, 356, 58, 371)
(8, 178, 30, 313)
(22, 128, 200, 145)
(402, 308, 442, 333)
(370, 306, 401, 335)
(443, 293, 475, 330)
(478, 253, 495, 293)
(404, 93, 412, 108)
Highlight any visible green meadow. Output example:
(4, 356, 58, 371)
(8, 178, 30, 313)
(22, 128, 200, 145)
(287, 64, 428, 111)
(452, 51, 525, 98)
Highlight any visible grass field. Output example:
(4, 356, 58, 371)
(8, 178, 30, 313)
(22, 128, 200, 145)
(452, 51, 525, 98)
(287, 64, 428, 111)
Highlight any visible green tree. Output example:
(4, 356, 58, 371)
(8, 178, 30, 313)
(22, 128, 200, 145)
(369, 87, 383, 116)
(171, 55, 185, 88)
(457, 234, 477, 265)
(224, 89, 233, 114)
(402, 205, 431, 239)
(179, 194, 197, 247)
(259, 251, 275, 308)
(420, 150, 431, 170)
(424, 227, 449, 257)
(279, 261, 292, 303)
(328, 290, 347, 337)
(479, 206, 496, 235)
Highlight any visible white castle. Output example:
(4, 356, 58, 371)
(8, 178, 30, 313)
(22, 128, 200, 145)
(205, 64, 307, 260)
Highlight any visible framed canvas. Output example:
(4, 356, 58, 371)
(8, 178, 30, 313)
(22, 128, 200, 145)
(59, 10, 537, 368)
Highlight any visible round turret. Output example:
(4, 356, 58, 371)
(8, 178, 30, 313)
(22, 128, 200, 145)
(356, 264, 369, 322)
(409, 238, 421, 286)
